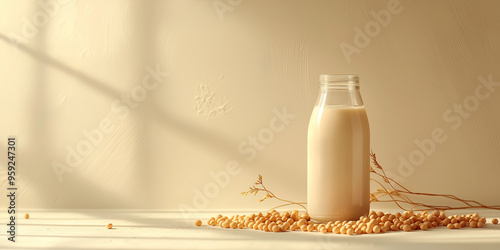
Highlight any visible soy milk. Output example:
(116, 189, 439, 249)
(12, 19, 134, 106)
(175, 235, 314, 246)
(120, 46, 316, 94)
(307, 75, 370, 222)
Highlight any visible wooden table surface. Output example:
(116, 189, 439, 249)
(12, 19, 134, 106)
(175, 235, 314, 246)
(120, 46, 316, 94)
(2, 209, 500, 250)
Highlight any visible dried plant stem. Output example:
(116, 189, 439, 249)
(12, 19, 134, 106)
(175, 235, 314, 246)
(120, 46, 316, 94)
(370, 151, 500, 211)
(241, 175, 307, 211)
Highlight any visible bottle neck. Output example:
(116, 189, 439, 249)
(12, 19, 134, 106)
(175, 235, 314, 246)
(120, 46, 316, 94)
(316, 75, 364, 107)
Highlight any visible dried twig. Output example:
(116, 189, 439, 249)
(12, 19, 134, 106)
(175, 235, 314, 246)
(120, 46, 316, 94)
(369, 151, 500, 211)
(241, 175, 307, 211)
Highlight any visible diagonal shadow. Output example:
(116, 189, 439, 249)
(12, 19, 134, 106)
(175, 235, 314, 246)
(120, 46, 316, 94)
(0, 33, 122, 99)
(0, 1, 287, 212)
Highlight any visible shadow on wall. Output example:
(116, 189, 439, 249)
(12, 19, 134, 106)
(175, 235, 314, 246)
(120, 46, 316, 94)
(0, 0, 243, 208)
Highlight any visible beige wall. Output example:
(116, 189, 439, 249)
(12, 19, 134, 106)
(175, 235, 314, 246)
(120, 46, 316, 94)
(1, 0, 499, 210)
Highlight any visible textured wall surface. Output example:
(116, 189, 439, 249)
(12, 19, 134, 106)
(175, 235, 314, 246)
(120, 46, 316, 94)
(1, 0, 499, 210)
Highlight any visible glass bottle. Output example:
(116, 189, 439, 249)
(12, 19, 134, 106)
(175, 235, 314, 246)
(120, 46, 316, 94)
(307, 74, 370, 222)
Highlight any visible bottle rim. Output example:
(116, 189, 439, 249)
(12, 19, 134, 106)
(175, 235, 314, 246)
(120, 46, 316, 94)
(319, 74, 359, 85)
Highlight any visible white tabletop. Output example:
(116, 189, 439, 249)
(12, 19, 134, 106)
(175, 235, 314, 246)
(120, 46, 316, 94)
(2, 209, 500, 250)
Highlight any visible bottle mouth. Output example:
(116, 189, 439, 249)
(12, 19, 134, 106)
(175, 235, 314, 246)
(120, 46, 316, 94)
(319, 74, 359, 85)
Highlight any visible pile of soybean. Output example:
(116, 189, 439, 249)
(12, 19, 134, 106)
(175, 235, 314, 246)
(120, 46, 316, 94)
(195, 210, 499, 235)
